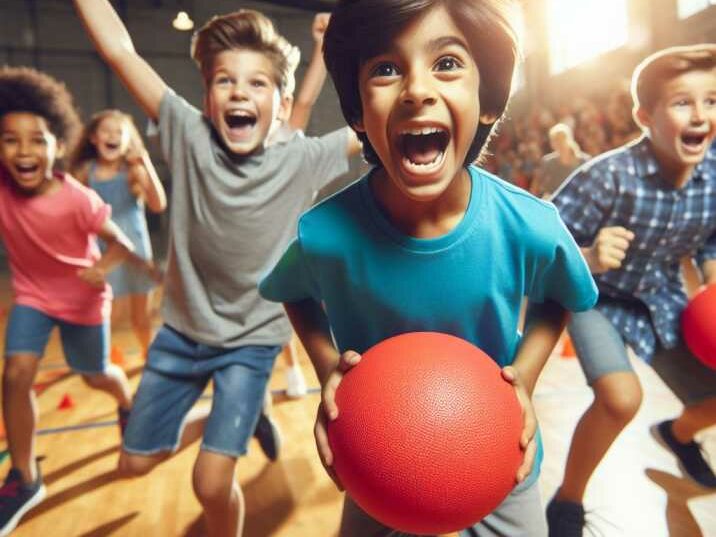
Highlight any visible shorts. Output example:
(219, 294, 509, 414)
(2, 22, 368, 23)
(338, 479, 546, 537)
(568, 308, 716, 404)
(122, 324, 280, 458)
(4, 304, 108, 374)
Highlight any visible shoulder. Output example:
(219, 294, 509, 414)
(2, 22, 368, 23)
(474, 165, 554, 214)
(61, 173, 107, 208)
(297, 175, 366, 241)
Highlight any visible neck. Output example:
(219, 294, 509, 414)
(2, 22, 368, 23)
(649, 141, 694, 189)
(370, 168, 471, 239)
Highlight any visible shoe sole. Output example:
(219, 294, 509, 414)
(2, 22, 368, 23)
(0, 484, 47, 537)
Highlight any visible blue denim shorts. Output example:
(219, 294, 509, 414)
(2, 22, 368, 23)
(568, 308, 716, 404)
(4, 304, 109, 374)
(122, 324, 280, 458)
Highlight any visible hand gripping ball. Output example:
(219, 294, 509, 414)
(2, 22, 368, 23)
(327, 332, 523, 534)
(682, 284, 716, 370)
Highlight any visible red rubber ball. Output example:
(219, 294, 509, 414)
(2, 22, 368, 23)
(327, 332, 523, 534)
(682, 284, 716, 370)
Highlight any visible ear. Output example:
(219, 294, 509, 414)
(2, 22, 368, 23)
(633, 105, 650, 130)
(278, 94, 293, 122)
(352, 116, 366, 133)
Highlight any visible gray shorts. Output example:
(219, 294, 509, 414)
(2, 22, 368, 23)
(338, 479, 547, 537)
(568, 309, 716, 404)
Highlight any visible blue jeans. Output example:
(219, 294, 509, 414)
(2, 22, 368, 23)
(4, 304, 108, 374)
(123, 325, 280, 457)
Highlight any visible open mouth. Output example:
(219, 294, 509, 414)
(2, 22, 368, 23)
(225, 110, 257, 137)
(398, 128, 450, 170)
(105, 142, 120, 151)
(15, 163, 39, 177)
(681, 132, 708, 151)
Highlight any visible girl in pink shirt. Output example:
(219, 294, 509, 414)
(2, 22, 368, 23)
(0, 66, 144, 535)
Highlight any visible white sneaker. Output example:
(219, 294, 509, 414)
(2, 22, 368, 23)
(285, 365, 307, 399)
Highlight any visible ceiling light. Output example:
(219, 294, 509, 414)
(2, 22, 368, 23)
(172, 11, 194, 31)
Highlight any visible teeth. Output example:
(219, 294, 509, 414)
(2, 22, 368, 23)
(402, 152, 443, 167)
(401, 127, 444, 136)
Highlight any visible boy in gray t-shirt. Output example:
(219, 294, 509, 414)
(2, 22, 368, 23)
(74, 3, 359, 535)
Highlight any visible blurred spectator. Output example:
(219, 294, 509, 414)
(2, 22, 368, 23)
(531, 123, 590, 198)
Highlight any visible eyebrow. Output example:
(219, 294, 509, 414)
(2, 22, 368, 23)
(425, 36, 470, 55)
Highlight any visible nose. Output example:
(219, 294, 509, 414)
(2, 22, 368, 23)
(401, 70, 437, 108)
(230, 81, 249, 101)
(18, 138, 31, 155)
(691, 101, 706, 124)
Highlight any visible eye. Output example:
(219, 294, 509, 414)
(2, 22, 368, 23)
(214, 75, 232, 86)
(370, 62, 399, 78)
(673, 98, 690, 107)
(434, 56, 462, 72)
(705, 97, 716, 107)
(33, 137, 47, 145)
(251, 78, 269, 88)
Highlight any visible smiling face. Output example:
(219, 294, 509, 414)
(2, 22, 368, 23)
(0, 112, 62, 195)
(355, 5, 490, 202)
(91, 114, 130, 164)
(636, 69, 716, 181)
(204, 49, 289, 156)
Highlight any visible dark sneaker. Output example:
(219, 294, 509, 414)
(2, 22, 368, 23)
(0, 468, 46, 536)
(253, 412, 282, 462)
(652, 420, 716, 488)
(546, 496, 585, 537)
(118, 407, 132, 436)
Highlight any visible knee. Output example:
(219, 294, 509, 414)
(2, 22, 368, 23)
(192, 470, 235, 508)
(117, 452, 157, 478)
(597, 384, 643, 423)
(81, 372, 108, 389)
(3, 359, 36, 390)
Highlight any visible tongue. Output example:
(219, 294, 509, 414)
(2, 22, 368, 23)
(403, 134, 442, 165)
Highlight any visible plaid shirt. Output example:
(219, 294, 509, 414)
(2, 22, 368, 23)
(552, 136, 716, 361)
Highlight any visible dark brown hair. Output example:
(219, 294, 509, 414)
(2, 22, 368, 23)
(632, 44, 716, 112)
(323, 0, 521, 165)
(191, 9, 299, 94)
(0, 66, 81, 154)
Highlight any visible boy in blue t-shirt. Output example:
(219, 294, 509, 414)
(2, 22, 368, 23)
(260, 1, 597, 535)
(549, 45, 716, 536)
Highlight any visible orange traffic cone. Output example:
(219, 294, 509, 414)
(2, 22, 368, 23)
(57, 393, 75, 410)
(561, 334, 577, 359)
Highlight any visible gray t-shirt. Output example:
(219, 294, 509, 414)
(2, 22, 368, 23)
(158, 90, 349, 348)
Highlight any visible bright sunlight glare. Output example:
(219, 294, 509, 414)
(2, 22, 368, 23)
(547, 0, 629, 74)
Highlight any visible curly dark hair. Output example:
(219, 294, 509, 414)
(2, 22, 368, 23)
(0, 66, 82, 152)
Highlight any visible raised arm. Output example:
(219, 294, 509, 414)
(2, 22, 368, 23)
(74, 0, 167, 120)
(126, 128, 166, 213)
(288, 13, 330, 132)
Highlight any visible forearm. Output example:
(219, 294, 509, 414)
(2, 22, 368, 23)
(74, 0, 165, 118)
(580, 246, 597, 273)
(512, 300, 568, 396)
(284, 299, 340, 386)
(289, 46, 327, 132)
(129, 153, 166, 213)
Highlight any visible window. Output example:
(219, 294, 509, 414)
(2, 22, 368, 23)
(677, 0, 715, 19)
(547, 0, 629, 74)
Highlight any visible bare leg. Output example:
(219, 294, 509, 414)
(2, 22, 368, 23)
(193, 450, 243, 537)
(81, 363, 133, 410)
(557, 371, 642, 502)
(672, 397, 716, 443)
(118, 405, 210, 476)
(2, 355, 40, 484)
(129, 293, 152, 358)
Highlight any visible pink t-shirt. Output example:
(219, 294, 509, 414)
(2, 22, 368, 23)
(0, 171, 112, 324)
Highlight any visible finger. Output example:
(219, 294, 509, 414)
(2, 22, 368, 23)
(322, 382, 340, 420)
(516, 439, 537, 483)
(520, 407, 537, 449)
(605, 237, 632, 253)
(337, 351, 361, 373)
(314, 417, 334, 467)
(607, 226, 635, 241)
(501, 365, 518, 384)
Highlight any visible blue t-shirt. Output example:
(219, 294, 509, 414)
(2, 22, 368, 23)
(260, 165, 598, 484)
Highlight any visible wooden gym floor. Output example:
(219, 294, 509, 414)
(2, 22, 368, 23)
(0, 280, 714, 536)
